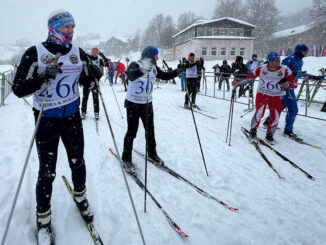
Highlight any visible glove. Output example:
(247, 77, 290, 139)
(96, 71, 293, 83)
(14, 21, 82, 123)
(175, 68, 183, 75)
(88, 64, 103, 80)
(139, 58, 153, 73)
(41, 63, 63, 82)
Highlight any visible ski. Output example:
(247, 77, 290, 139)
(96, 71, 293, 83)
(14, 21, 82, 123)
(62, 176, 104, 245)
(109, 149, 189, 238)
(284, 135, 321, 150)
(133, 149, 238, 212)
(242, 128, 315, 180)
(241, 128, 283, 179)
(178, 106, 218, 120)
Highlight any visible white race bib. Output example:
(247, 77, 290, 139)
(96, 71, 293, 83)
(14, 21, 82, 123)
(33, 43, 83, 110)
(257, 64, 289, 96)
(186, 63, 198, 78)
(126, 63, 156, 104)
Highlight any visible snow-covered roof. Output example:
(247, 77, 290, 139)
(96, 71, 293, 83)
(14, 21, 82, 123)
(272, 22, 316, 39)
(172, 17, 256, 38)
(195, 36, 254, 40)
(108, 36, 129, 43)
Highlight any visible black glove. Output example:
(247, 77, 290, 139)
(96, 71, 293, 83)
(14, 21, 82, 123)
(88, 64, 103, 80)
(42, 63, 63, 82)
(174, 68, 183, 75)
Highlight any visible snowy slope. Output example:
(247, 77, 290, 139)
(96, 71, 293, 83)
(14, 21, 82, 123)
(0, 67, 326, 245)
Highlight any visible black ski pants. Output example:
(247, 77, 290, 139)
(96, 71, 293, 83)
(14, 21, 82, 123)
(81, 86, 99, 114)
(122, 100, 157, 162)
(185, 78, 198, 105)
(34, 111, 86, 213)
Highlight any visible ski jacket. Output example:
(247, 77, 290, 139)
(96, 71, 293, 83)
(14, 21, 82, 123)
(12, 39, 92, 118)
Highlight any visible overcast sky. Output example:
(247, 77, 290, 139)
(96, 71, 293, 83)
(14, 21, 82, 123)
(0, 0, 313, 44)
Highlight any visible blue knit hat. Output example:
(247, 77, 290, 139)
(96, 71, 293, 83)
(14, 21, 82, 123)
(295, 44, 309, 53)
(141, 46, 159, 65)
(266, 52, 280, 62)
(48, 11, 75, 45)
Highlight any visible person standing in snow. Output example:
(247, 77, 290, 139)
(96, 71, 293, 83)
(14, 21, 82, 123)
(81, 46, 108, 119)
(232, 56, 249, 97)
(114, 61, 125, 84)
(197, 57, 205, 92)
(245, 54, 261, 97)
(232, 52, 296, 142)
(184, 52, 200, 108)
(121, 46, 180, 175)
(12, 11, 102, 242)
(212, 63, 221, 84)
(219, 60, 232, 91)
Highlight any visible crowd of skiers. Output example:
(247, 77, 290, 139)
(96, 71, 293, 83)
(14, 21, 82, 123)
(8, 9, 326, 245)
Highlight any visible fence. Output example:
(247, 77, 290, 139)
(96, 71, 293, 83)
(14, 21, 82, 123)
(0, 70, 15, 107)
(200, 71, 326, 121)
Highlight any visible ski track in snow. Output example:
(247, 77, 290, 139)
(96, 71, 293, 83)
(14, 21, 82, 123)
(1, 67, 326, 245)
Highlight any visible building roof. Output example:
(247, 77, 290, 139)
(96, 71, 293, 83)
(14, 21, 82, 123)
(172, 17, 256, 38)
(195, 36, 255, 40)
(271, 22, 316, 39)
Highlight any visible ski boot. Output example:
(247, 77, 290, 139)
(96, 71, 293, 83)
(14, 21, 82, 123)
(265, 132, 274, 143)
(123, 161, 137, 176)
(37, 209, 54, 245)
(249, 128, 257, 139)
(149, 154, 165, 167)
(284, 130, 302, 141)
(184, 103, 190, 109)
(74, 189, 94, 223)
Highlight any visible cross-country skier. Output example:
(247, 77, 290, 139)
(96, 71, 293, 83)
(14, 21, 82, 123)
(219, 60, 232, 91)
(81, 46, 108, 119)
(12, 10, 102, 243)
(231, 56, 249, 97)
(184, 52, 201, 108)
(245, 54, 261, 97)
(197, 57, 205, 92)
(232, 52, 296, 142)
(121, 46, 180, 175)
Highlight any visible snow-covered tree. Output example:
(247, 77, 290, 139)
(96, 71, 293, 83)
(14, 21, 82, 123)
(311, 0, 326, 23)
(212, 0, 246, 19)
(142, 14, 176, 49)
(177, 12, 202, 31)
(244, 0, 279, 56)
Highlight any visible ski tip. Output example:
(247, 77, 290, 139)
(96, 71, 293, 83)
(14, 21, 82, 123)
(176, 225, 189, 238)
(221, 202, 239, 211)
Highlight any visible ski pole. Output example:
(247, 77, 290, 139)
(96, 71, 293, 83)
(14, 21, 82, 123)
(1, 53, 61, 245)
(144, 73, 149, 213)
(94, 77, 146, 245)
(186, 87, 209, 176)
(226, 89, 235, 146)
(110, 83, 124, 119)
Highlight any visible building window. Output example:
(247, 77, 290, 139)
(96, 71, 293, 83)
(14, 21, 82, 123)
(206, 27, 214, 36)
(230, 48, 236, 56)
(220, 28, 228, 36)
(201, 47, 207, 56)
(211, 47, 217, 56)
(240, 48, 246, 56)
(221, 48, 227, 56)
(197, 26, 205, 36)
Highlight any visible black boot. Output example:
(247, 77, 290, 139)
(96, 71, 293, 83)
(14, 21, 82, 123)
(123, 160, 137, 175)
(37, 209, 54, 245)
(249, 128, 257, 139)
(74, 189, 94, 223)
(265, 132, 274, 143)
(149, 154, 165, 167)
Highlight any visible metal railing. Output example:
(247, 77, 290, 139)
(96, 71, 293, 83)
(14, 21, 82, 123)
(199, 71, 326, 121)
(0, 70, 15, 107)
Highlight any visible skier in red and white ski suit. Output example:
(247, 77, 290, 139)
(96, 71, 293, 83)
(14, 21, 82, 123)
(233, 52, 296, 141)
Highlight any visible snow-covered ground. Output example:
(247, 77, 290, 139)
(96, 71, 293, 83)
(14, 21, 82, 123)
(0, 63, 326, 244)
